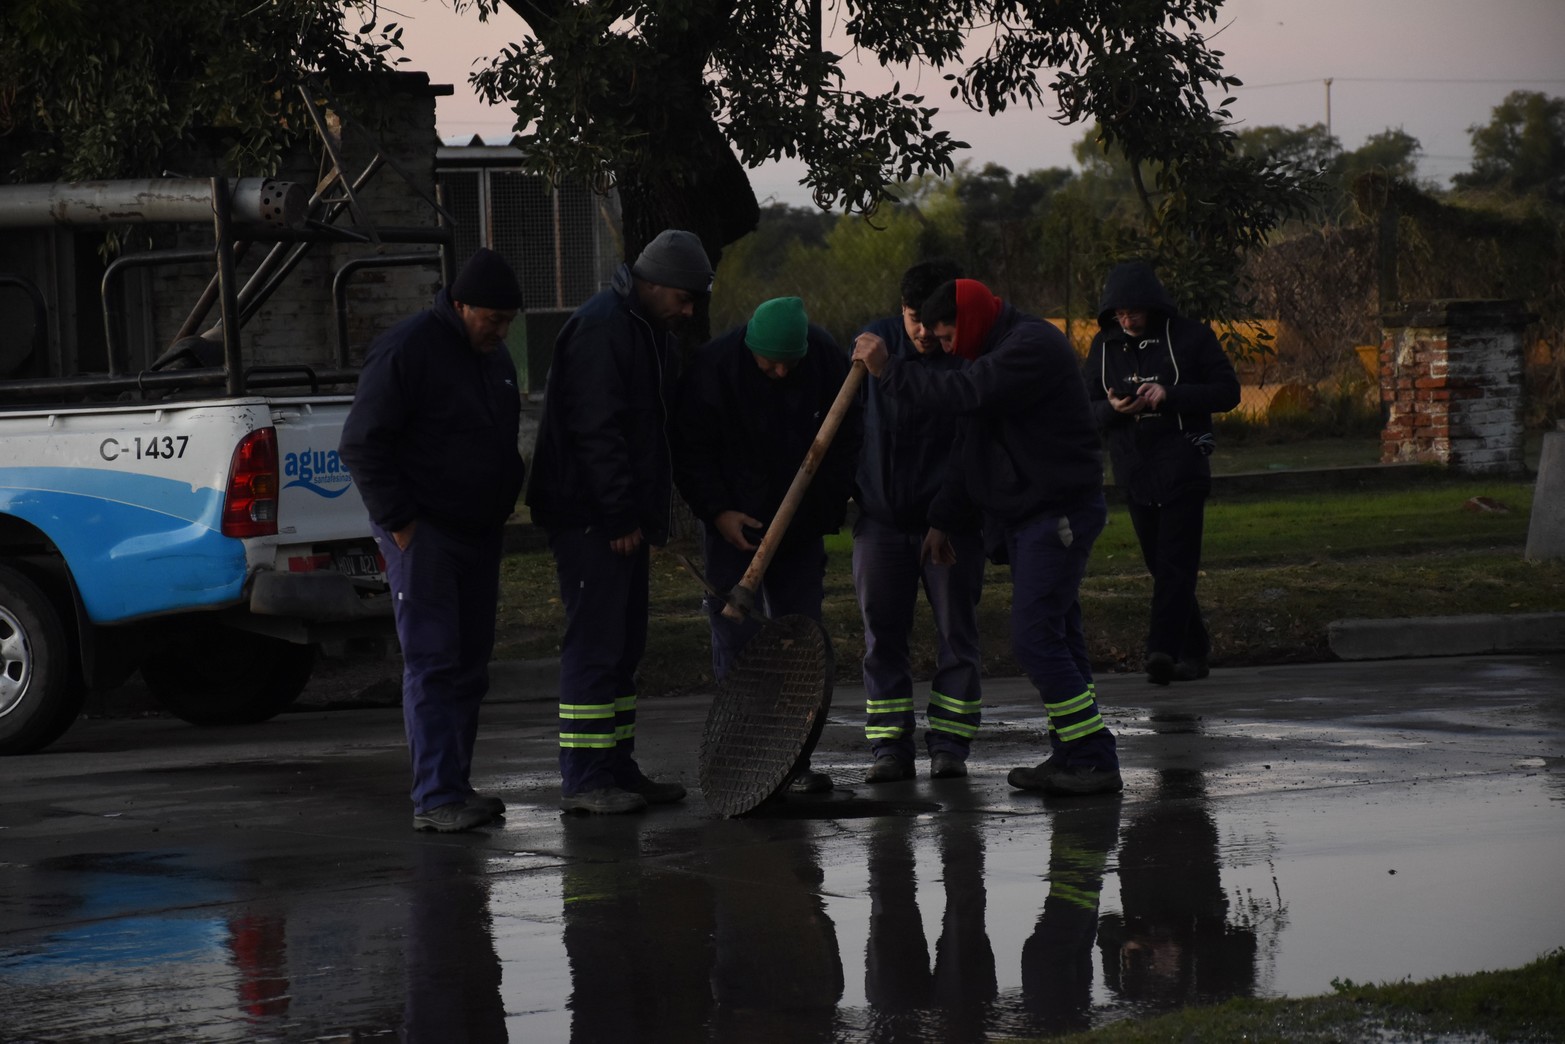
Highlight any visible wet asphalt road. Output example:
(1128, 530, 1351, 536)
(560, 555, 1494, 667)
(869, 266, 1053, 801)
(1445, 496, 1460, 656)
(1, 654, 1562, 1042)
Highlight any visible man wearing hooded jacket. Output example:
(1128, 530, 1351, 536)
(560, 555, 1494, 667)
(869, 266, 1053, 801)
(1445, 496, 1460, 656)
(853, 278, 1120, 797)
(1085, 262, 1240, 686)
(528, 229, 714, 815)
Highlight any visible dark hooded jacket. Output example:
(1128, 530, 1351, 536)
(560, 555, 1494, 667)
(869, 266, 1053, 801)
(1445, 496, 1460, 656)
(876, 301, 1102, 556)
(1084, 262, 1241, 505)
(853, 314, 967, 532)
(670, 321, 860, 552)
(526, 264, 679, 544)
(340, 288, 525, 535)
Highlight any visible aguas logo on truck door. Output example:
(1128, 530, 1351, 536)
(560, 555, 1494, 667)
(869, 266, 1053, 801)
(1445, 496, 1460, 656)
(283, 449, 352, 498)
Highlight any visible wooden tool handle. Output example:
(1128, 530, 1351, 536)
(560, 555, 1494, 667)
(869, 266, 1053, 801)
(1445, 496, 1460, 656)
(722, 359, 866, 621)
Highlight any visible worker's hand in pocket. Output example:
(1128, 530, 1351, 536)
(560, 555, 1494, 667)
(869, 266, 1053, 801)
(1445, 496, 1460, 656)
(716, 510, 763, 551)
(921, 527, 956, 566)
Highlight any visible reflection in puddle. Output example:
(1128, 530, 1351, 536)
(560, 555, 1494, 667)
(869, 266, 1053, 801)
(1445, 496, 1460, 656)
(1, 769, 1561, 1041)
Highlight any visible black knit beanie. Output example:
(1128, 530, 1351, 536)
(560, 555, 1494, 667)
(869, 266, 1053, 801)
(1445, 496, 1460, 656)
(450, 248, 523, 309)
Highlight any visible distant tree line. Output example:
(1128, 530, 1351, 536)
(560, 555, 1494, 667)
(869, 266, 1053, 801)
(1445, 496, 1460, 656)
(712, 92, 1565, 430)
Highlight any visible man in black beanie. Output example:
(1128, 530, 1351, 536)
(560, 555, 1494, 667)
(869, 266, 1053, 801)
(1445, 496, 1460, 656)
(341, 247, 527, 832)
(528, 228, 714, 814)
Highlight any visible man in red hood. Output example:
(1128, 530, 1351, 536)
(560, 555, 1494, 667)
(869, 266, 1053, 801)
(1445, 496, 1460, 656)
(853, 279, 1120, 797)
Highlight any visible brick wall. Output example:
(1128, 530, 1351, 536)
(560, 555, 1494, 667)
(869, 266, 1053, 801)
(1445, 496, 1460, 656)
(1379, 300, 1533, 475)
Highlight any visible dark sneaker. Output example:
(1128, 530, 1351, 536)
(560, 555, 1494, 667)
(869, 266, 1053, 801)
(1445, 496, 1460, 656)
(1145, 652, 1175, 686)
(414, 801, 493, 833)
(930, 752, 968, 779)
(468, 793, 506, 817)
(560, 787, 649, 815)
(1173, 657, 1210, 681)
(865, 755, 915, 784)
(1007, 757, 1065, 792)
(624, 776, 687, 805)
(1038, 766, 1123, 797)
(789, 767, 834, 794)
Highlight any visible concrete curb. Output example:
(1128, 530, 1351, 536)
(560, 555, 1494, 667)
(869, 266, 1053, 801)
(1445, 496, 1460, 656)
(1327, 612, 1565, 660)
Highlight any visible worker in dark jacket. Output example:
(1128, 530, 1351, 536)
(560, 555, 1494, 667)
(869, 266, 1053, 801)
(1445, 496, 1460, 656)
(528, 229, 714, 815)
(852, 260, 985, 784)
(671, 296, 861, 793)
(340, 247, 527, 833)
(853, 278, 1119, 797)
(1085, 261, 1241, 685)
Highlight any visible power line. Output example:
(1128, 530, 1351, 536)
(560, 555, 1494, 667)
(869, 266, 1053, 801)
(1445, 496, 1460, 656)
(1245, 76, 1565, 90)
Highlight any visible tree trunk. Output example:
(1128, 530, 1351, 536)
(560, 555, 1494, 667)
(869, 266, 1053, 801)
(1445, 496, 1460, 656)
(615, 73, 759, 345)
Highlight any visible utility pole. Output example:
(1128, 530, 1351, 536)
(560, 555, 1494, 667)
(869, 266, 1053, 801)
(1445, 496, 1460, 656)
(1324, 77, 1334, 139)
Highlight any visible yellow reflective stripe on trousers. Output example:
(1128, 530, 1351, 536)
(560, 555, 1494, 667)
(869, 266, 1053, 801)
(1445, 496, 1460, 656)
(559, 703, 615, 720)
(930, 718, 978, 739)
(559, 733, 617, 749)
(1045, 690, 1094, 718)
(866, 697, 914, 713)
(1055, 714, 1104, 742)
(929, 691, 980, 715)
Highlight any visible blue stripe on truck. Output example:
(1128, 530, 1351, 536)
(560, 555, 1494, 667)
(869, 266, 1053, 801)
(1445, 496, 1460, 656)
(0, 466, 248, 622)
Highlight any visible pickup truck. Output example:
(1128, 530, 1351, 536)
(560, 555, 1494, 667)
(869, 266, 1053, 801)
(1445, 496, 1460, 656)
(1, 175, 445, 754)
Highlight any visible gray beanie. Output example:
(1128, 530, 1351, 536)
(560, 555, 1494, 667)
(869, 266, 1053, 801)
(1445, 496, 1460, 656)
(631, 230, 714, 294)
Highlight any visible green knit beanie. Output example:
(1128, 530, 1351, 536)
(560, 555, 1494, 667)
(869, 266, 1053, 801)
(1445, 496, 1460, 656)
(745, 297, 809, 360)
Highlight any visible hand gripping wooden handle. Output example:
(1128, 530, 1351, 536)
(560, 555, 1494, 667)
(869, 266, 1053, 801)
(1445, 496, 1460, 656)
(721, 359, 866, 621)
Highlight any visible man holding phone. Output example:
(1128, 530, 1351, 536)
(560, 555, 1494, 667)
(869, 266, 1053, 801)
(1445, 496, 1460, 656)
(1084, 261, 1241, 686)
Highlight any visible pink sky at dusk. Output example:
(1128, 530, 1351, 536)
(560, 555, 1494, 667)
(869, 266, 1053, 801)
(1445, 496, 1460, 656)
(386, 0, 1565, 206)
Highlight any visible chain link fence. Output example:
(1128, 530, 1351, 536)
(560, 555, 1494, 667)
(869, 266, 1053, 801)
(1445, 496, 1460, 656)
(436, 148, 622, 396)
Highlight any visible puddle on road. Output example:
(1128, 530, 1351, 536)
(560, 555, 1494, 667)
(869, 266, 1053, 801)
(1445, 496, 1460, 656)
(1, 769, 1561, 1042)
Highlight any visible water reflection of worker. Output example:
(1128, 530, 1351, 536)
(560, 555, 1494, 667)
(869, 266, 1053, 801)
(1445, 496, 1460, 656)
(862, 815, 997, 1042)
(402, 842, 507, 1042)
(863, 818, 933, 1037)
(560, 818, 716, 1041)
(930, 815, 998, 1036)
(1097, 768, 1258, 1009)
(1019, 796, 1123, 1036)
(707, 820, 843, 1042)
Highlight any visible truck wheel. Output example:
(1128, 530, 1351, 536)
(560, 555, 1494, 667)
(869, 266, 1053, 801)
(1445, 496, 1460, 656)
(0, 564, 85, 755)
(141, 625, 316, 726)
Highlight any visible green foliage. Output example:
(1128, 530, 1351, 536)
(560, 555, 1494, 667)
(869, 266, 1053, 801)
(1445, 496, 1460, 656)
(1233, 123, 1423, 224)
(1454, 90, 1565, 203)
(500, 473, 1563, 695)
(1037, 950, 1565, 1042)
(468, 0, 1311, 336)
(1342, 128, 1422, 183)
(0, 0, 403, 182)
(711, 199, 931, 342)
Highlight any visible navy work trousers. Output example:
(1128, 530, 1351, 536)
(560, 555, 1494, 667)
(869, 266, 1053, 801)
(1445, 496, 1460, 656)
(549, 527, 650, 795)
(1126, 494, 1212, 663)
(374, 519, 502, 815)
(1005, 494, 1117, 770)
(701, 526, 826, 681)
(852, 515, 985, 760)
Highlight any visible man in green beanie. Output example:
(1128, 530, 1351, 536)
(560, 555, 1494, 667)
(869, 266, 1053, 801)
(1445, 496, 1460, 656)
(671, 296, 862, 792)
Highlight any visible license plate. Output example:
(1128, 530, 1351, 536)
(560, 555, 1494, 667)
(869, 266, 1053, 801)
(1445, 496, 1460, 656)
(333, 549, 382, 579)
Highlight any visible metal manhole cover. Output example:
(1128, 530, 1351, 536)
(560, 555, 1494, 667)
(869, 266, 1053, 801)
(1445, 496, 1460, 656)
(699, 614, 834, 817)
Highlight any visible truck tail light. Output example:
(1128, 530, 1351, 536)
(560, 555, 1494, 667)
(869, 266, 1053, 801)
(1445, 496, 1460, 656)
(222, 427, 280, 537)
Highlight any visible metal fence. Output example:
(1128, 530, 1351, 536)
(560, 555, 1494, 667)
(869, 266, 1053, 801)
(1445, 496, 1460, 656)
(437, 147, 622, 394)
